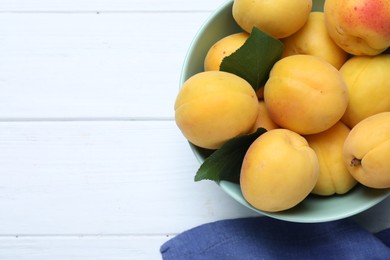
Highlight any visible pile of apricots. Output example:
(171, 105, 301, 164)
(174, 0, 390, 212)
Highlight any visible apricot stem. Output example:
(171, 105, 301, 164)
(350, 158, 361, 167)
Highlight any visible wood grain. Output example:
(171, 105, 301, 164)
(0, 12, 211, 119)
(1, 0, 390, 258)
(0, 0, 227, 12)
(0, 235, 172, 259)
(0, 121, 257, 235)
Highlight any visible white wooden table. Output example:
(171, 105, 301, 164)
(1, 0, 390, 259)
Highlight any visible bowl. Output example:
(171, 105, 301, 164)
(179, 0, 390, 222)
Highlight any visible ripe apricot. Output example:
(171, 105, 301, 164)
(343, 112, 390, 188)
(240, 129, 319, 212)
(324, 0, 390, 55)
(282, 12, 349, 69)
(340, 54, 390, 128)
(175, 71, 258, 149)
(250, 100, 279, 133)
(264, 55, 348, 135)
(232, 0, 312, 38)
(305, 121, 357, 196)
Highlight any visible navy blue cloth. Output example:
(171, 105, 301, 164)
(160, 217, 390, 259)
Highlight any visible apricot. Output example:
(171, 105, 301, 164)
(282, 12, 349, 69)
(324, 0, 390, 56)
(240, 129, 319, 212)
(264, 55, 348, 135)
(343, 112, 390, 189)
(174, 71, 258, 149)
(204, 32, 249, 71)
(305, 121, 357, 196)
(250, 100, 279, 133)
(232, 0, 312, 39)
(340, 54, 390, 128)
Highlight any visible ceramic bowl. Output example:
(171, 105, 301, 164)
(179, 0, 390, 222)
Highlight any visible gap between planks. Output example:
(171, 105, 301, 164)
(0, 117, 174, 122)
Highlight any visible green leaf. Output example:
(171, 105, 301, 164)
(195, 128, 267, 183)
(220, 27, 284, 92)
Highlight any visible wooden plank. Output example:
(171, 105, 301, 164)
(0, 12, 213, 119)
(0, 0, 227, 12)
(0, 120, 388, 236)
(0, 121, 258, 235)
(0, 235, 170, 259)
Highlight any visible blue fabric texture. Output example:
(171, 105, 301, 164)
(160, 217, 390, 260)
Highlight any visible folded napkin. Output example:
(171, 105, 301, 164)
(160, 217, 390, 259)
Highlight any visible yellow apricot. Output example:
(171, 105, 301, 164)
(264, 55, 348, 135)
(340, 54, 390, 128)
(343, 112, 390, 189)
(305, 121, 357, 196)
(175, 71, 258, 149)
(232, 0, 312, 38)
(204, 32, 249, 71)
(282, 12, 349, 69)
(250, 100, 279, 133)
(240, 129, 319, 212)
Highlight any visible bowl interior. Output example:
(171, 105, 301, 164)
(180, 0, 390, 222)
